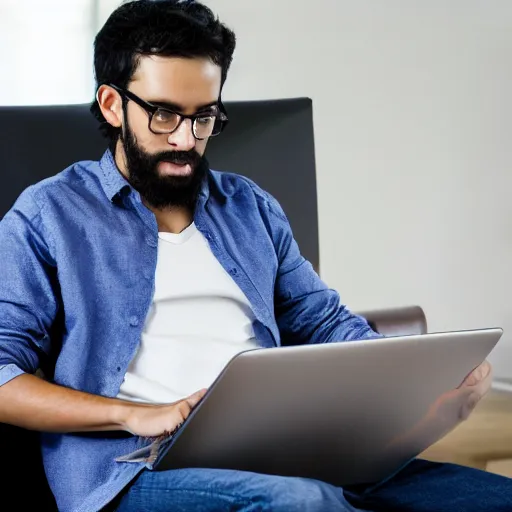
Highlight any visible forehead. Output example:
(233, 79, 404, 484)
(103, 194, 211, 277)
(130, 55, 222, 112)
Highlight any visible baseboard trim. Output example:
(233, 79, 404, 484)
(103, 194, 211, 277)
(492, 380, 512, 394)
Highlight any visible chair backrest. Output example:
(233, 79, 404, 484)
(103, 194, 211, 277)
(0, 97, 320, 270)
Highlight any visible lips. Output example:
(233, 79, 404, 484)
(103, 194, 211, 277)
(166, 160, 187, 166)
(157, 161, 192, 176)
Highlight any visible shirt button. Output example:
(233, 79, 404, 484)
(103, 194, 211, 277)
(145, 236, 157, 247)
(229, 268, 238, 276)
(129, 316, 139, 327)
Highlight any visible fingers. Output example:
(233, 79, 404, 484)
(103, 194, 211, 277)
(185, 388, 207, 409)
(478, 362, 493, 395)
(459, 389, 481, 421)
(171, 390, 205, 424)
(169, 388, 206, 407)
(158, 402, 190, 439)
(475, 360, 492, 382)
(175, 399, 192, 420)
(158, 389, 207, 438)
(462, 360, 492, 387)
(457, 361, 493, 421)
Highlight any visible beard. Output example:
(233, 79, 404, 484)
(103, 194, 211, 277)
(120, 121, 208, 210)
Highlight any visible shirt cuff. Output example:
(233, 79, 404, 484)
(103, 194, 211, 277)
(0, 363, 25, 387)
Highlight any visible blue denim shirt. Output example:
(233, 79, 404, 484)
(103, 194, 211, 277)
(0, 150, 378, 512)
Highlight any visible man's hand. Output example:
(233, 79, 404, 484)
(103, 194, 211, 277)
(457, 360, 493, 420)
(382, 360, 493, 452)
(120, 388, 207, 438)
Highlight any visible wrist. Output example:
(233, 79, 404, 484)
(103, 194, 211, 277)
(110, 400, 136, 431)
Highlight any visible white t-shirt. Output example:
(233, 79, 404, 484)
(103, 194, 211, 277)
(117, 222, 259, 404)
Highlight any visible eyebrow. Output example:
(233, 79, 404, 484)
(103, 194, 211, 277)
(148, 99, 219, 113)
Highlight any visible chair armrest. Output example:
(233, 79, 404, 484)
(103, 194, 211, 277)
(356, 305, 428, 337)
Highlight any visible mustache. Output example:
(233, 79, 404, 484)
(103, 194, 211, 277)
(154, 150, 202, 168)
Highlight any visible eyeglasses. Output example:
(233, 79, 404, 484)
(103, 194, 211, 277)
(108, 84, 228, 140)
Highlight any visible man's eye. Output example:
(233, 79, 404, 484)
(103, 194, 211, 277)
(196, 116, 215, 125)
(154, 110, 176, 123)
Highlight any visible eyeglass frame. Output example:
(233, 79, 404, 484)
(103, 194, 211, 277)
(107, 83, 229, 140)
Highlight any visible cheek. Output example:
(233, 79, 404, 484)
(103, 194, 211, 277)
(130, 123, 165, 153)
(125, 113, 145, 140)
(125, 106, 158, 149)
(195, 139, 208, 156)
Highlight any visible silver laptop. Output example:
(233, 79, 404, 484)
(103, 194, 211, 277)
(155, 328, 502, 486)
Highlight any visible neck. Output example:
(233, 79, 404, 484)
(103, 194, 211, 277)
(148, 204, 194, 234)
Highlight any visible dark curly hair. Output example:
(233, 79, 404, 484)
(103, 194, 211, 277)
(90, 0, 236, 141)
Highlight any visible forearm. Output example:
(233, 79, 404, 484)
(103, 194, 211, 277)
(0, 373, 136, 433)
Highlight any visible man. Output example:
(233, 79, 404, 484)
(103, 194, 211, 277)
(0, 1, 508, 511)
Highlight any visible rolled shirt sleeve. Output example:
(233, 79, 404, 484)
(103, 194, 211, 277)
(0, 188, 58, 386)
(263, 191, 382, 344)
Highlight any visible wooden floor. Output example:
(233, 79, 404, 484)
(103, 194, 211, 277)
(420, 390, 512, 477)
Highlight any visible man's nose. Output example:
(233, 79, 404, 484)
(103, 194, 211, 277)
(168, 118, 196, 151)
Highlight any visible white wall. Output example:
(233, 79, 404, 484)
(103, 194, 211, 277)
(0, 0, 95, 105)
(96, 0, 123, 27)
(206, 0, 512, 379)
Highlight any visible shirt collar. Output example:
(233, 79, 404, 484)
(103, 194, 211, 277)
(98, 149, 131, 202)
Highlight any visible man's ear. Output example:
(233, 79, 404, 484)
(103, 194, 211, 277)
(96, 85, 123, 129)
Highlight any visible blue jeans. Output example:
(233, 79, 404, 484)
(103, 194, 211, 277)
(113, 459, 512, 512)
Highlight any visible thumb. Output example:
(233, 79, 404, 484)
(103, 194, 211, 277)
(185, 388, 207, 408)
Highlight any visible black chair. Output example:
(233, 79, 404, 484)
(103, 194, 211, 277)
(0, 99, 427, 509)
